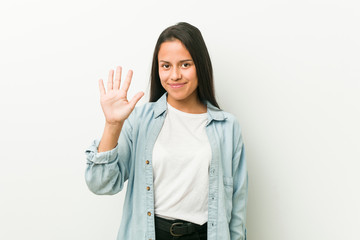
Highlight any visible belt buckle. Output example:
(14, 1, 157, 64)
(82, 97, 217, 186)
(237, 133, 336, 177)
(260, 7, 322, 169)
(170, 222, 184, 237)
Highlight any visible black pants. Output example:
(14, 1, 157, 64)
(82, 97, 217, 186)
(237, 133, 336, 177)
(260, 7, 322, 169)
(155, 217, 207, 240)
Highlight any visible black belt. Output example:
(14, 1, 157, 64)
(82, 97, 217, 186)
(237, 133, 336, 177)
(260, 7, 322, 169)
(155, 216, 207, 237)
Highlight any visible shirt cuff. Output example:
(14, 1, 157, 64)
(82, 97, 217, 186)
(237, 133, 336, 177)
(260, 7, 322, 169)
(85, 139, 118, 164)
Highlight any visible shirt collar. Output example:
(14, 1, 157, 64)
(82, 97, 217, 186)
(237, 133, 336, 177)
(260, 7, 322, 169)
(153, 93, 168, 118)
(153, 92, 227, 123)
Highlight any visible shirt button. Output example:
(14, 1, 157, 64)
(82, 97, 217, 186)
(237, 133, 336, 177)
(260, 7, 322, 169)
(146, 160, 150, 165)
(146, 186, 150, 191)
(147, 211, 151, 216)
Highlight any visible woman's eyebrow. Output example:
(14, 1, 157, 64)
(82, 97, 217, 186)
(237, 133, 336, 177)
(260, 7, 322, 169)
(159, 59, 193, 63)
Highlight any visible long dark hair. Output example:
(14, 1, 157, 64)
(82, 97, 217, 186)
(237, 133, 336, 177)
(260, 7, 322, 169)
(149, 22, 220, 109)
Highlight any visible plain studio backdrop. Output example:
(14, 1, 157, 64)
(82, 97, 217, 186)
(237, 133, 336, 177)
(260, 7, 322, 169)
(0, 0, 359, 239)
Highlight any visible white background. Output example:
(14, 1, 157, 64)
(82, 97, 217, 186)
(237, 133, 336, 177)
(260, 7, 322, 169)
(1, 0, 359, 239)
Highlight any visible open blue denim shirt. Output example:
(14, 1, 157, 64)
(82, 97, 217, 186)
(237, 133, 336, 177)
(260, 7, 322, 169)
(85, 93, 248, 240)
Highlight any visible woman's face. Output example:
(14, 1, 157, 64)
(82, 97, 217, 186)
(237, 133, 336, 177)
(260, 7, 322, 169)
(158, 39, 199, 107)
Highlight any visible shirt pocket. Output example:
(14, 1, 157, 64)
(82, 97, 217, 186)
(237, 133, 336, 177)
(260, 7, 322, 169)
(223, 176, 233, 222)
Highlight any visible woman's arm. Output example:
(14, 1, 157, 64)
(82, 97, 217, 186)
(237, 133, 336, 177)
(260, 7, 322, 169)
(98, 122, 123, 152)
(84, 66, 143, 195)
(84, 116, 133, 195)
(230, 122, 248, 240)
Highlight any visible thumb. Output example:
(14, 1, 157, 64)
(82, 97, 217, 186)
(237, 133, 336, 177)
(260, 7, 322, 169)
(129, 91, 144, 109)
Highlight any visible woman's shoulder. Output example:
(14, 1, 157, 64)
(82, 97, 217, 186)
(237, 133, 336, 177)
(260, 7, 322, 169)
(132, 101, 157, 116)
(222, 110, 238, 122)
(207, 103, 240, 124)
(209, 106, 243, 135)
(223, 111, 242, 130)
(131, 94, 167, 117)
(125, 101, 159, 125)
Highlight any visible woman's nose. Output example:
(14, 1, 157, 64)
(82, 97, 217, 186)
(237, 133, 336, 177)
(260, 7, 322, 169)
(170, 67, 181, 81)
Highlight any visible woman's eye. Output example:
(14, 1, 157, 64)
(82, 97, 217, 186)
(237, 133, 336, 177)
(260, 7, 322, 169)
(182, 63, 190, 68)
(162, 64, 170, 69)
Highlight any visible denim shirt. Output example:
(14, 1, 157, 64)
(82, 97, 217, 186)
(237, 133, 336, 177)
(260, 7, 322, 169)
(85, 93, 248, 240)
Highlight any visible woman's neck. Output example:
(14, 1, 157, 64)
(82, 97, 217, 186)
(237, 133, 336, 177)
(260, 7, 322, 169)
(166, 95, 207, 114)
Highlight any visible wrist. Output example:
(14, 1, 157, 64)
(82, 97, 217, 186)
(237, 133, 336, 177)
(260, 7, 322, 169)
(105, 120, 124, 128)
(104, 121, 123, 135)
(98, 121, 123, 153)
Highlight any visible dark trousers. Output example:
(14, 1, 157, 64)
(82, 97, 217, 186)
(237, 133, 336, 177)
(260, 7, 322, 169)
(155, 217, 207, 240)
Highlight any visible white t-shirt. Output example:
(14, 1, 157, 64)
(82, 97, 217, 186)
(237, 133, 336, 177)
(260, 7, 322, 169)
(152, 102, 212, 225)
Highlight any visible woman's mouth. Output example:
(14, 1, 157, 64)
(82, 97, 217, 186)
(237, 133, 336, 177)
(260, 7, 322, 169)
(169, 83, 186, 89)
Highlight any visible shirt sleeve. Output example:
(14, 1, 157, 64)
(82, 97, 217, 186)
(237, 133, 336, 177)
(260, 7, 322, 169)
(230, 121, 248, 240)
(84, 117, 134, 195)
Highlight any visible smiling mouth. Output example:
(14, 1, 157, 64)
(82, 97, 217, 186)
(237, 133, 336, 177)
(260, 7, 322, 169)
(169, 83, 186, 88)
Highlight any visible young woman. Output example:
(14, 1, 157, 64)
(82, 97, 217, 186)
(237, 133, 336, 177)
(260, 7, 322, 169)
(85, 22, 248, 240)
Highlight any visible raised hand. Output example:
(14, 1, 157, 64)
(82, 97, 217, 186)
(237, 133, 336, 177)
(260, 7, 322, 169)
(99, 66, 144, 125)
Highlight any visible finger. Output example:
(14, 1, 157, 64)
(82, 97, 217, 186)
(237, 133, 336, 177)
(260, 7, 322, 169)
(99, 79, 106, 96)
(129, 91, 144, 109)
(121, 70, 133, 94)
(107, 69, 114, 91)
(114, 66, 122, 90)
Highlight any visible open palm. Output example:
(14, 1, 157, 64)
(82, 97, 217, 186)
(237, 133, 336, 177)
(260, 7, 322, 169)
(99, 66, 144, 125)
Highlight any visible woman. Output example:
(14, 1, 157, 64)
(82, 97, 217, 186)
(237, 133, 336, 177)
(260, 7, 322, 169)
(85, 22, 248, 240)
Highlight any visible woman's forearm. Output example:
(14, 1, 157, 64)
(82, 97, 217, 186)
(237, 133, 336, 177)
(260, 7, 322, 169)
(98, 121, 124, 152)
